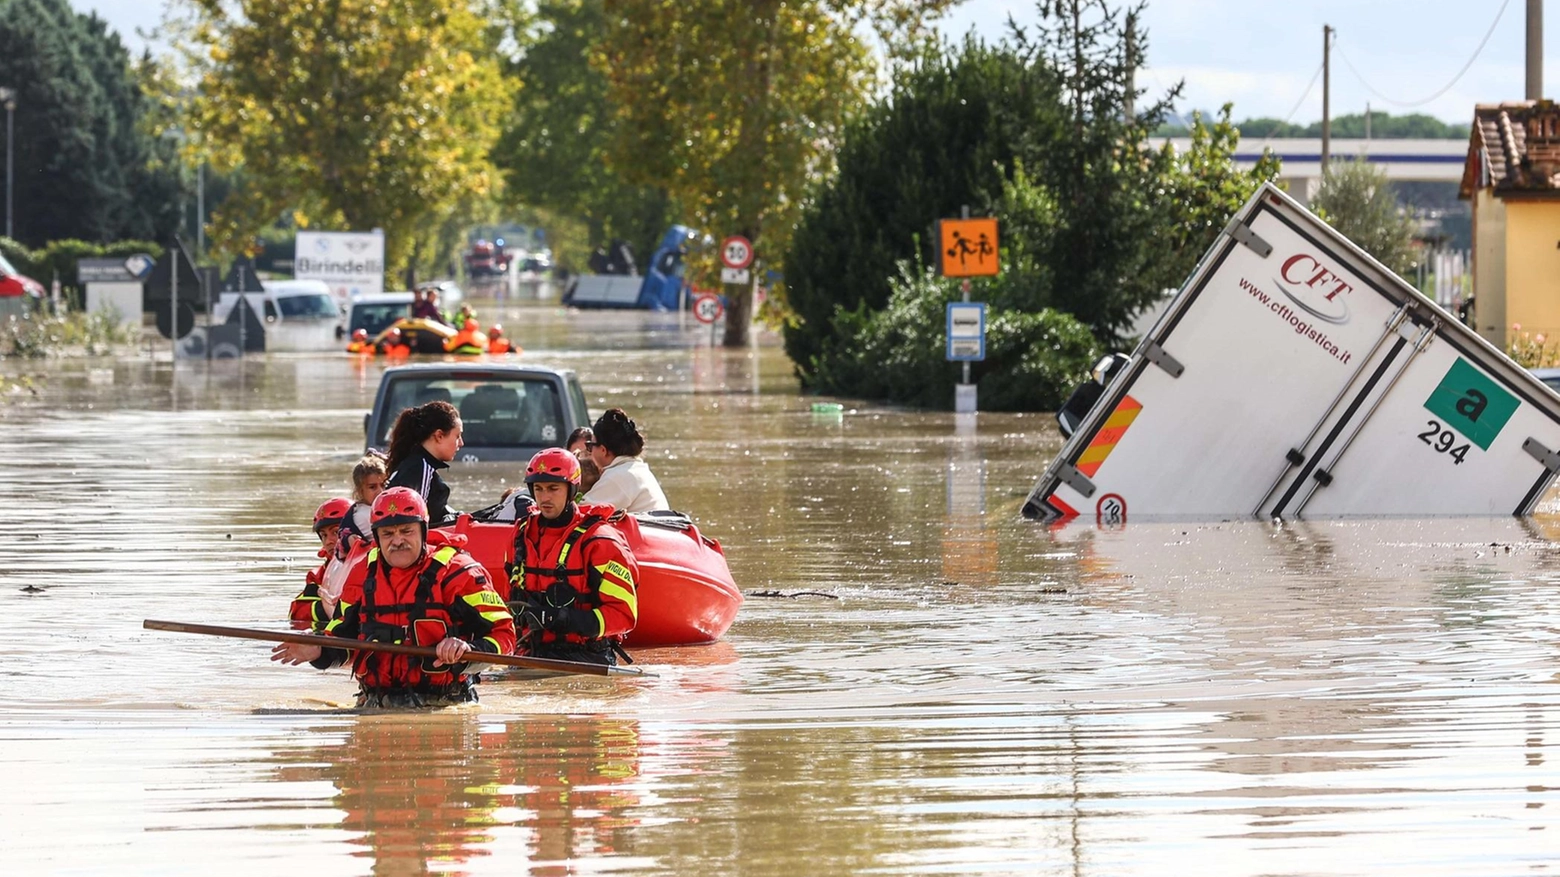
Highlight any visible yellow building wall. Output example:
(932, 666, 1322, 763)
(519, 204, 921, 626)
(1472, 189, 1507, 347)
(1503, 200, 1560, 350)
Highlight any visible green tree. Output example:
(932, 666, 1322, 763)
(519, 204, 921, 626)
(493, 0, 674, 272)
(1309, 158, 1419, 276)
(597, 0, 956, 346)
(0, 0, 183, 247)
(180, 0, 513, 281)
(787, 1, 1279, 408)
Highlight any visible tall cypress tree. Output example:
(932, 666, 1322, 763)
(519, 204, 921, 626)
(0, 0, 181, 247)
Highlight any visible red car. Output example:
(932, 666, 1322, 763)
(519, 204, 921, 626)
(0, 251, 45, 300)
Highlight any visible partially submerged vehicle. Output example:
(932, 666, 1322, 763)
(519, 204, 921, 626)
(563, 226, 697, 310)
(365, 363, 591, 460)
(213, 280, 342, 352)
(1026, 183, 1560, 523)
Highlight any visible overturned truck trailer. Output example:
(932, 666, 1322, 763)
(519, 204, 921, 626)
(1025, 183, 1560, 522)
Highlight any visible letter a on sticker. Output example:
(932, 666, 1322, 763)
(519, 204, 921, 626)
(1424, 358, 1518, 450)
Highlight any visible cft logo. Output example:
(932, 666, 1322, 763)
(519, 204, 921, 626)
(1274, 253, 1354, 324)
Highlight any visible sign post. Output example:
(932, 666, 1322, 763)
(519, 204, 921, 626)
(937, 208, 999, 412)
(719, 235, 753, 344)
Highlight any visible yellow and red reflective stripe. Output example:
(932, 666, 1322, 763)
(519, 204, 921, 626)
(1076, 395, 1142, 477)
(596, 579, 638, 621)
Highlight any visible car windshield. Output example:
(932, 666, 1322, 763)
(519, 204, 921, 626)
(277, 293, 339, 319)
(381, 376, 565, 448)
(352, 303, 410, 335)
(0, 252, 16, 277)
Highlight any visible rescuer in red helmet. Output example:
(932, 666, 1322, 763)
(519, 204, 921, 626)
(289, 497, 354, 631)
(508, 448, 639, 666)
(346, 328, 374, 354)
(486, 324, 515, 355)
(272, 486, 516, 707)
(379, 327, 411, 358)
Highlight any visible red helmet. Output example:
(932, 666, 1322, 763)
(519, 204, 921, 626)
(370, 486, 428, 530)
(351, 328, 367, 342)
(385, 327, 403, 341)
(526, 448, 581, 489)
(463, 318, 478, 331)
(313, 497, 353, 533)
(489, 324, 503, 337)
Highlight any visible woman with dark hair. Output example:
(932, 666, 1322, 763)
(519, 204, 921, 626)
(384, 400, 464, 527)
(583, 408, 669, 513)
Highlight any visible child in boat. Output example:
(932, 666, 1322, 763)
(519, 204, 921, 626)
(290, 498, 353, 630)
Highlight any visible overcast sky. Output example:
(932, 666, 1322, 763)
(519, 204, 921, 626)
(80, 0, 1556, 125)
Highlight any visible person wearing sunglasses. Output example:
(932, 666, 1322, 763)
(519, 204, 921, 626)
(582, 408, 669, 514)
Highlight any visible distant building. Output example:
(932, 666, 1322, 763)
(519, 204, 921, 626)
(1459, 100, 1560, 349)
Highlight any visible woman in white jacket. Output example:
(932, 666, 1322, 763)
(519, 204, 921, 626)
(583, 408, 670, 514)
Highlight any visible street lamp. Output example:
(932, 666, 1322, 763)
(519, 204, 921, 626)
(0, 87, 14, 241)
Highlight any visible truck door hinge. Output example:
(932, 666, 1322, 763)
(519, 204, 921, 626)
(1143, 341, 1185, 378)
(1223, 217, 1273, 258)
(1055, 463, 1097, 498)
(1523, 438, 1560, 474)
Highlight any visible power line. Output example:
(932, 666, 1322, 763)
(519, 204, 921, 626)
(1336, 0, 1512, 109)
(1260, 61, 1326, 144)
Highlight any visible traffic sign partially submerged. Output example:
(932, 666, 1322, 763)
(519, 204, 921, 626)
(1024, 182, 1560, 522)
(693, 293, 724, 324)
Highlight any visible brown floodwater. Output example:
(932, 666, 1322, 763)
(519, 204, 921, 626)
(2, 299, 1557, 875)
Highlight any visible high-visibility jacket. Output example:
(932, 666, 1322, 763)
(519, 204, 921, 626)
(507, 503, 638, 651)
(444, 327, 489, 355)
(488, 337, 514, 354)
(346, 340, 375, 354)
(289, 561, 331, 631)
(314, 542, 516, 694)
(381, 341, 411, 357)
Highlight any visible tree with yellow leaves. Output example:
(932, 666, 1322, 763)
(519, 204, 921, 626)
(597, 0, 955, 345)
(179, 0, 512, 282)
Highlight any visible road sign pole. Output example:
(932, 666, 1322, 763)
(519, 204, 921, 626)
(171, 240, 178, 367)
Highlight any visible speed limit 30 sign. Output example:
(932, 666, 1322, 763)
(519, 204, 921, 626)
(720, 236, 753, 270)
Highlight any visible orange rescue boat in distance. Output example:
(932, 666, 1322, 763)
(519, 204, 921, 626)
(449, 512, 742, 647)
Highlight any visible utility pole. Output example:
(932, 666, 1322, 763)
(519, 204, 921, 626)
(1365, 102, 1372, 142)
(0, 87, 14, 240)
(1528, 0, 1544, 100)
(1322, 25, 1333, 176)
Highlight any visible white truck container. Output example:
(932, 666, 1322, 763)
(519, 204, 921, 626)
(1024, 183, 1560, 522)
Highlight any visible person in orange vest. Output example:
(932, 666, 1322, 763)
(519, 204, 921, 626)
(290, 497, 354, 631)
(443, 318, 489, 355)
(487, 324, 517, 355)
(346, 328, 375, 354)
(379, 327, 411, 358)
(508, 449, 638, 666)
(272, 487, 517, 708)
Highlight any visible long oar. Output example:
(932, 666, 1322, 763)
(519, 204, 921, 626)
(143, 619, 651, 678)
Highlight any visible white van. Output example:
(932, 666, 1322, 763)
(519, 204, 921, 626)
(213, 280, 344, 352)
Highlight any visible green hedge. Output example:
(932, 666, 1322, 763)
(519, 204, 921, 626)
(811, 262, 1101, 411)
(0, 237, 164, 308)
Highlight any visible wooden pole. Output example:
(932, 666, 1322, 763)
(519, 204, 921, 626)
(142, 619, 651, 678)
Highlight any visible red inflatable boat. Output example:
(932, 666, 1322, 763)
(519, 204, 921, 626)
(448, 512, 742, 647)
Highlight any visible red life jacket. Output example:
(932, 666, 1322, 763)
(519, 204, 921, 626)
(334, 545, 473, 691)
(507, 506, 635, 647)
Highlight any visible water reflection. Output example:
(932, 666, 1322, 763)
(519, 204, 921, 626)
(2, 302, 1559, 874)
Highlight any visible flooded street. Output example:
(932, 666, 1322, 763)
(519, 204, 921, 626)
(2, 299, 1558, 875)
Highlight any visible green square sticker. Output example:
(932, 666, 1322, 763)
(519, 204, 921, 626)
(1423, 358, 1519, 450)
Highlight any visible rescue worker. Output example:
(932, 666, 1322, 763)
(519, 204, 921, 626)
(272, 487, 516, 707)
(443, 318, 489, 355)
(346, 328, 375, 354)
(487, 325, 515, 355)
(380, 327, 411, 357)
(291, 497, 354, 630)
(508, 448, 638, 666)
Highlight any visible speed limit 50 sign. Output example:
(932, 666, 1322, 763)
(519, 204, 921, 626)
(720, 236, 753, 270)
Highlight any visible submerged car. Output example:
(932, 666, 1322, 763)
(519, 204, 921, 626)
(365, 363, 591, 462)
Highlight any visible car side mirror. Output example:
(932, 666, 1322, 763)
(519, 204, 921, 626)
(336, 325, 346, 340)
(1056, 380, 1104, 439)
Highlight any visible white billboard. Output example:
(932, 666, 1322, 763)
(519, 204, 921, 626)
(294, 230, 385, 299)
